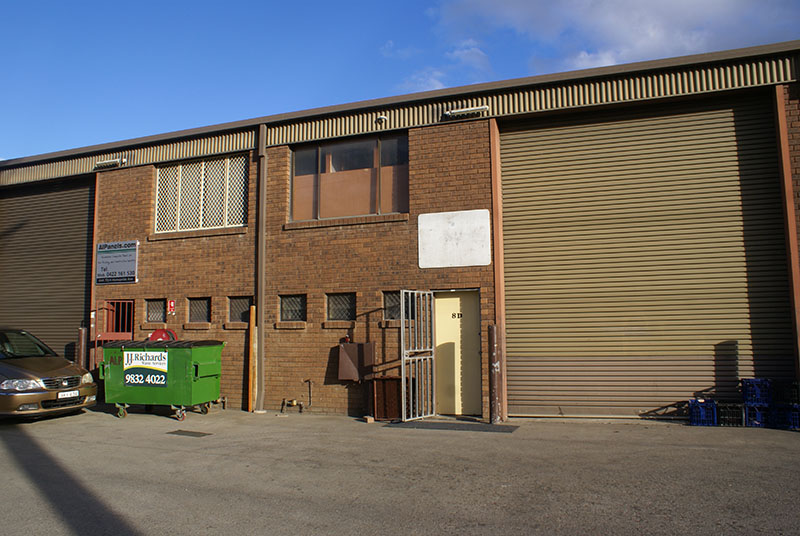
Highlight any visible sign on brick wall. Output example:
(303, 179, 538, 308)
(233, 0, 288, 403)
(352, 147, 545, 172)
(96, 240, 139, 284)
(418, 209, 491, 268)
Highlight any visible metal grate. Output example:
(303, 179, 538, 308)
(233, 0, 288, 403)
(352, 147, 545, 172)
(227, 155, 248, 226)
(383, 291, 401, 320)
(229, 296, 252, 323)
(188, 298, 211, 323)
(42, 376, 81, 389)
(155, 165, 179, 232)
(179, 161, 203, 229)
(155, 154, 248, 233)
(204, 158, 227, 228)
(327, 293, 355, 321)
(146, 299, 166, 323)
(105, 300, 134, 334)
(42, 396, 85, 409)
(280, 295, 306, 321)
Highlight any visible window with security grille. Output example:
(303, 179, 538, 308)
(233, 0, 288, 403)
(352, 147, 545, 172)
(155, 154, 248, 233)
(280, 295, 307, 321)
(383, 291, 401, 320)
(146, 299, 166, 323)
(229, 296, 252, 323)
(383, 291, 416, 320)
(327, 293, 356, 321)
(188, 298, 211, 323)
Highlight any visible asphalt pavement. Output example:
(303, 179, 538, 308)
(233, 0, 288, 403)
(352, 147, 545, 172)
(1, 404, 799, 535)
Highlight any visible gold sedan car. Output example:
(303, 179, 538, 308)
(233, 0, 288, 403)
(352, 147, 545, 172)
(0, 328, 97, 417)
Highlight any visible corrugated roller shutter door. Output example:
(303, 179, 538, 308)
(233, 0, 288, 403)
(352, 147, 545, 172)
(0, 177, 94, 359)
(501, 97, 794, 417)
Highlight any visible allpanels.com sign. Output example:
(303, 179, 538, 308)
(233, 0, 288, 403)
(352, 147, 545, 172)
(96, 240, 139, 284)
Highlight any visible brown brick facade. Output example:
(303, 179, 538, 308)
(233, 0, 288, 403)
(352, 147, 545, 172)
(785, 83, 800, 246)
(92, 153, 258, 409)
(263, 120, 496, 416)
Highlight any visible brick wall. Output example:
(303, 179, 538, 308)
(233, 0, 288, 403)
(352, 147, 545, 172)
(263, 120, 496, 416)
(785, 83, 800, 244)
(92, 152, 258, 409)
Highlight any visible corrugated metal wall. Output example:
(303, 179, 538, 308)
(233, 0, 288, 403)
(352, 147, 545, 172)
(500, 96, 794, 417)
(0, 177, 95, 359)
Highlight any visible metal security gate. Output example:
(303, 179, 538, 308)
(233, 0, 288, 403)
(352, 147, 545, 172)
(401, 290, 435, 421)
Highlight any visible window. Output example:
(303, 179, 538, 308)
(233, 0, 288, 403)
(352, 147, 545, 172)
(327, 293, 356, 321)
(383, 291, 401, 320)
(155, 154, 248, 233)
(188, 298, 211, 323)
(292, 134, 408, 221)
(146, 299, 166, 323)
(280, 295, 307, 322)
(229, 296, 252, 323)
(383, 291, 416, 321)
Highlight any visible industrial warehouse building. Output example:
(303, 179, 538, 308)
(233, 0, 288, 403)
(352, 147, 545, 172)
(2, 41, 799, 419)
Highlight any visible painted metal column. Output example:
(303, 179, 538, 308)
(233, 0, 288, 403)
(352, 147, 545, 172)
(489, 118, 508, 421)
(256, 124, 268, 410)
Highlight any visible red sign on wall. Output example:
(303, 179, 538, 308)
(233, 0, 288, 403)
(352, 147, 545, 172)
(167, 300, 175, 314)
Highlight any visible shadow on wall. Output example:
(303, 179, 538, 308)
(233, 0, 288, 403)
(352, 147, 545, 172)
(238, 326, 251, 411)
(0, 421, 142, 535)
(734, 101, 795, 381)
(435, 341, 456, 414)
(64, 342, 76, 362)
(711, 340, 740, 400)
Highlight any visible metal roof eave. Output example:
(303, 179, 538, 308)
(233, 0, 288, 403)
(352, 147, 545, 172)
(2, 39, 798, 172)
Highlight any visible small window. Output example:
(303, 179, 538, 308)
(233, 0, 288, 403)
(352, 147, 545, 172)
(229, 296, 252, 323)
(383, 291, 401, 320)
(327, 293, 356, 321)
(188, 298, 211, 323)
(146, 299, 166, 323)
(280, 295, 307, 321)
(383, 291, 416, 320)
(292, 134, 408, 221)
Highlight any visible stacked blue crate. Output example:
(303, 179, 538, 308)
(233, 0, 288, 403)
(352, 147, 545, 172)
(741, 378, 771, 428)
(688, 398, 717, 426)
(771, 380, 800, 430)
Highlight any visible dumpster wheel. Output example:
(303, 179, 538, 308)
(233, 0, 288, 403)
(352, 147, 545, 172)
(116, 405, 128, 418)
(175, 407, 186, 421)
(200, 403, 210, 415)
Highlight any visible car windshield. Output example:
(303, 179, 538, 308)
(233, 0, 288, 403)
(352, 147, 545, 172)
(0, 330, 58, 359)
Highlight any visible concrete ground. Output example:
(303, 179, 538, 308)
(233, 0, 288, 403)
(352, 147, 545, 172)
(1, 404, 799, 535)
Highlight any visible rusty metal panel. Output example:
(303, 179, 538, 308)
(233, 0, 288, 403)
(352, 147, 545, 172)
(500, 96, 794, 417)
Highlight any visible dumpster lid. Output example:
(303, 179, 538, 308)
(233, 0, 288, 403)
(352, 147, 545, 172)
(101, 340, 225, 349)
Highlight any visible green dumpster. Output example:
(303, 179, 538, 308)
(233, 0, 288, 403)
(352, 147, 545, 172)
(100, 340, 224, 420)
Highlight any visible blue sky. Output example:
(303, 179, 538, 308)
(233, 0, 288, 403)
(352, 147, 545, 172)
(2, 0, 798, 161)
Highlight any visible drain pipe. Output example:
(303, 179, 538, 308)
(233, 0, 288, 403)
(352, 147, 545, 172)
(255, 124, 268, 412)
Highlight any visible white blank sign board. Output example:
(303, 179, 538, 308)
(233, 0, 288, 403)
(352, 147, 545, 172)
(418, 209, 491, 268)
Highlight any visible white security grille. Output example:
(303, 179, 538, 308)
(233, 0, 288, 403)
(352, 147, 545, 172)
(155, 154, 248, 233)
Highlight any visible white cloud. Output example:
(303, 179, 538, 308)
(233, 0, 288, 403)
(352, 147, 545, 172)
(436, 0, 800, 74)
(445, 39, 491, 73)
(400, 67, 447, 92)
(381, 40, 422, 60)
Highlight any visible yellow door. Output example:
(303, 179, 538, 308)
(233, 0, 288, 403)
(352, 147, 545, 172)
(434, 291, 481, 415)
